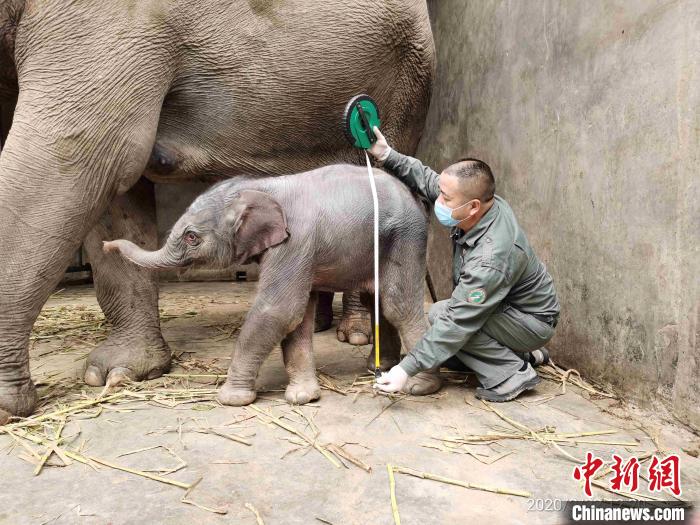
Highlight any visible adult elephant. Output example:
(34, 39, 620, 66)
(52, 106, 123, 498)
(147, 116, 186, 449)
(0, 0, 434, 419)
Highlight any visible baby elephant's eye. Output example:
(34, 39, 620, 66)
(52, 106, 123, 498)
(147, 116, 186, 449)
(184, 231, 200, 246)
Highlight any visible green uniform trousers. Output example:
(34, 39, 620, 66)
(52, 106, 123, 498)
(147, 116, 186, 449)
(428, 299, 555, 389)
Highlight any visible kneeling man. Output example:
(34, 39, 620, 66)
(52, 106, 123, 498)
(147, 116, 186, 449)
(372, 128, 560, 402)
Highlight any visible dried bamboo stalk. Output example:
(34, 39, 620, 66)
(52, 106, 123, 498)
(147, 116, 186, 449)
(181, 477, 228, 514)
(477, 400, 630, 463)
(6, 430, 41, 460)
(33, 447, 52, 476)
(555, 430, 617, 438)
(421, 443, 515, 465)
(570, 439, 637, 446)
(541, 361, 615, 398)
(65, 451, 192, 489)
(249, 405, 341, 469)
(326, 444, 372, 472)
(164, 373, 227, 379)
(202, 428, 252, 446)
(293, 408, 320, 436)
(480, 400, 546, 444)
(387, 464, 401, 525)
(561, 368, 581, 394)
(245, 502, 265, 525)
(2, 392, 127, 431)
(435, 431, 632, 447)
(549, 441, 584, 463)
(317, 371, 348, 396)
(393, 466, 531, 498)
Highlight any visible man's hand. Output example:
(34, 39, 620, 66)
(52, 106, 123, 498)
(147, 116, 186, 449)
(373, 364, 409, 393)
(368, 126, 392, 162)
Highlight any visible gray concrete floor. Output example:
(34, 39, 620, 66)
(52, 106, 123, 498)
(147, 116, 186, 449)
(1, 282, 698, 525)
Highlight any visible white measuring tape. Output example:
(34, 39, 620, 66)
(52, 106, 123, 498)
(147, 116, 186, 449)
(364, 150, 381, 373)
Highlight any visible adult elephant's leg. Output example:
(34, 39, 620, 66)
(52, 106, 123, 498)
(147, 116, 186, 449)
(218, 276, 312, 407)
(360, 293, 401, 373)
(0, 6, 171, 418)
(0, 106, 162, 419)
(282, 292, 321, 405)
(314, 291, 333, 332)
(336, 290, 372, 345)
(82, 177, 170, 386)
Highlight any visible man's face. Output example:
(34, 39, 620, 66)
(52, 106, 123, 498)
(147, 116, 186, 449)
(437, 172, 478, 222)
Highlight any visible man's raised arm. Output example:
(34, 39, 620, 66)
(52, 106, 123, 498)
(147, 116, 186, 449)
(368, 127, 440, 204)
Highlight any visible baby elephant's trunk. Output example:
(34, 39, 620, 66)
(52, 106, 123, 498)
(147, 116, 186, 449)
(102, 239, 182, 269)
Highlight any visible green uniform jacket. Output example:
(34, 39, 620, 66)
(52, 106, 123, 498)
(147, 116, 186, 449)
(381, 150, 560, 376)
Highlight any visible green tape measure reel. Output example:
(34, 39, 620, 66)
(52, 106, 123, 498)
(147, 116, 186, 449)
(343, 94, 381, 149)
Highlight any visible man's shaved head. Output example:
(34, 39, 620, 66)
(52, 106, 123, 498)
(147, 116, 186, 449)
(443, 158, 495, 202)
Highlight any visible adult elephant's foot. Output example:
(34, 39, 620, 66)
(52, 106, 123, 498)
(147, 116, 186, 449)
(84, 332, 171, 387)
(337, 314, 372, 345)
(366, 347, 400, 373)
(285, 378, 321, 405)
(402, 369, 443, 396)
(83, 177, 170, 388)
(217, 382, 257, 406)
(0, 382, 38, 425)
(336, 292, 372, 345)
(314, 292, 334, 333)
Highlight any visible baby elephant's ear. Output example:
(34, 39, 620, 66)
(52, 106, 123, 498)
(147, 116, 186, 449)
(228, 189, 289, 264)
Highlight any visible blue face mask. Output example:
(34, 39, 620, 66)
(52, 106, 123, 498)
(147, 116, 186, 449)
(434, 200, 470, 227)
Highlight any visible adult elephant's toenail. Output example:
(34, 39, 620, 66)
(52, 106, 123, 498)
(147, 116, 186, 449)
(106, 367, 135, 387)
(84, 365, 105, 387)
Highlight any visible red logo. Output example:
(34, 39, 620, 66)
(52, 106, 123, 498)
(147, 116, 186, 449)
(648, 454, 681, 497)
(574, 453, 681, 497)
(610, 454, 640, 493)
(573, 452, 604, 497)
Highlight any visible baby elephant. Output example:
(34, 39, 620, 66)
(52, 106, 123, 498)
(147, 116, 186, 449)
(104, 165, 428, 406)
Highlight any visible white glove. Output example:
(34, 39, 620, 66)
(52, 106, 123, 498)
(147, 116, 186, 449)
(374, 365, 409, 393)
(368, 126, 392, 162)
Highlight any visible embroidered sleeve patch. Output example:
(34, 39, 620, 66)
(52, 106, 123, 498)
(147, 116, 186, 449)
(467, 288, 486, 304)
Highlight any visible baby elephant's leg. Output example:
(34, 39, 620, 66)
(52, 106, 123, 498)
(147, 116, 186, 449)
(380, 246, 443, 395)
(382, 290, 443, 394)
(218, 288, 310, 406)
(360, 293, 401, 372)
(282, 293, 321, 405)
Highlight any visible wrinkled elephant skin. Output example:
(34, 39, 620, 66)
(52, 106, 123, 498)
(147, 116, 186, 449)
(107, 166, 429, 406)
(0, 0, 434, 417)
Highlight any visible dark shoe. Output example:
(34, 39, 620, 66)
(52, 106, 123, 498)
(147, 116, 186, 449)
(475, 363, 541, 402)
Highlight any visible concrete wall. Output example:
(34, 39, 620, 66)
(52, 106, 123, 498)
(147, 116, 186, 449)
(420, 0, 699, 429)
